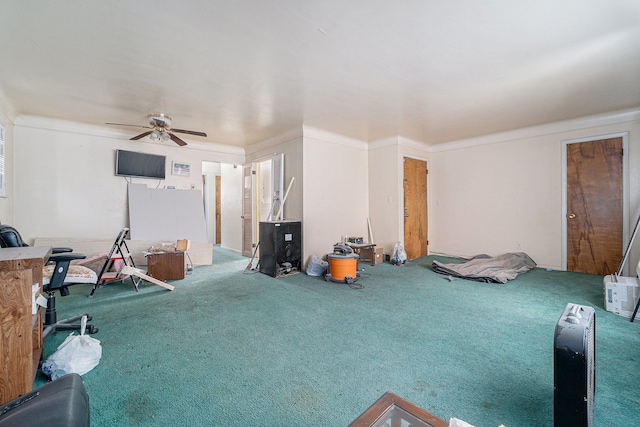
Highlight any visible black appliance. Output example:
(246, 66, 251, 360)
(0, 373, 89, 427)
(554, 303, 596, 427)
(259, 220, 302, 278)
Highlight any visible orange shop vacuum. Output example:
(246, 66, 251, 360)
(325, 243, 360, 285)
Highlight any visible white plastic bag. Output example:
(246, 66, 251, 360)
(391, 241, 407, 265)
(42, 316, 102, 379)
(306, 255, 328, 276)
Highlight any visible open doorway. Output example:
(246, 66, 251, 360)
(202, 162, 221, 244)
(241, 154, 284, 257)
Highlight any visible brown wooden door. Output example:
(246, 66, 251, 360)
(403, 157, 428, 260)
(566, 137, 623, 274)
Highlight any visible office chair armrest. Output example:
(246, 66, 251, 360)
(49, 253, 87, 263)
(52, 247, 73, 254)
(44, 253, 89, 292)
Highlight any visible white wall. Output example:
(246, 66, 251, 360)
(13, 116, 244, 245)
(430, 136, 559, 267)
(302, 129, 369, 263)
(0, 102, 14, 225)
(245, 129, 304, 222)
(429, 110, 640, 270)
(368, 142, 400, 255)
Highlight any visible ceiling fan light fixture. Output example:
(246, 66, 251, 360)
(149, 113, 171, 127)
(106, 113, 204, 147)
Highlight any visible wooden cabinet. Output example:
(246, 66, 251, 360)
(0, 246, 51, 405)
(147, 251, 185, 281)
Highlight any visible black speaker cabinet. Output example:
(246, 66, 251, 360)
(259, 220, 302, 278)
(554, 303, 596, 427)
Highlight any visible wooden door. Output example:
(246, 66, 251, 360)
(566, 137, 623, 274)
(403, 157, 428, 260)
(215, 175, 221, 244)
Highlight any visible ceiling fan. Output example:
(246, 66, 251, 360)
(106, 113, 207, 146)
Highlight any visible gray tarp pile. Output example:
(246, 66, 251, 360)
(432, 252, 536, 283)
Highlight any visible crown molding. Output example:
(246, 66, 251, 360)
(14, 114, 244, 156)
(244, 127, 303, 155)
(15, 114, 129, 139)
(303, 126, 368, 150)
(398, 136, 430, 151)
(430, 108, 640, 153)
(368, 136, 399, 150)
(368, 135, 430, 154)
(0, 88, 17, 123)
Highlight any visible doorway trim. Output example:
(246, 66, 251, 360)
(561, 132, 629, 273)
(202, 172, 210, 240)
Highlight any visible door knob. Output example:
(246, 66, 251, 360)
(568, 213, 576, 219)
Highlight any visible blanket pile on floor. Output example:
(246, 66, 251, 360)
(432, 252, 536, 283)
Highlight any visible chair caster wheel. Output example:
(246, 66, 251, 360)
(324, 274, 332, 282)
(86, 326, 98, 334)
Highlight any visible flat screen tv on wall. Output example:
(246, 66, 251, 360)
(115, 149, 166, 180)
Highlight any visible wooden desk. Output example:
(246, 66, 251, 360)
(0, 246, 51, 405)
(347, 243, 382, 265)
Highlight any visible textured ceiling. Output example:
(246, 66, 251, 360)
(1, 0, 639, 147)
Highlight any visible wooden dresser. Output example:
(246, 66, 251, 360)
(0, 246, 51, 405)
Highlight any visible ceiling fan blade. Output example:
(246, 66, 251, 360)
(170, 128, 207, 137)
(169, 133, 188, 146)
(130, 131, 153, 141)
(106, 122, 152, 130)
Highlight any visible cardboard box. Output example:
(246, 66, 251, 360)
(360, 247, 384, 266)
(372, 248, 383, 265)
(604, 275, 640, 318)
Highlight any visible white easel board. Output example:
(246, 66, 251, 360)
(128, 183, 208, 243)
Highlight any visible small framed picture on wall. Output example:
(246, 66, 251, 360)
(172, 161, 191, 177)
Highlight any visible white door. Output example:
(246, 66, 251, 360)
(241, 163, 253, 257)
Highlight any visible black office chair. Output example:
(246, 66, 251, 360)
(0, 225, 98, 337)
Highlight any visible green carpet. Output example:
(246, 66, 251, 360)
(34, 247, 640, 426)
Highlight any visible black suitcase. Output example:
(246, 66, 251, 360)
(0, 373, 89, 427)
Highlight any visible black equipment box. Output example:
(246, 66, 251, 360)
(259, 220, 302, 278)
(0, 373, 89, 427)
(554, 303, 596, 427)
